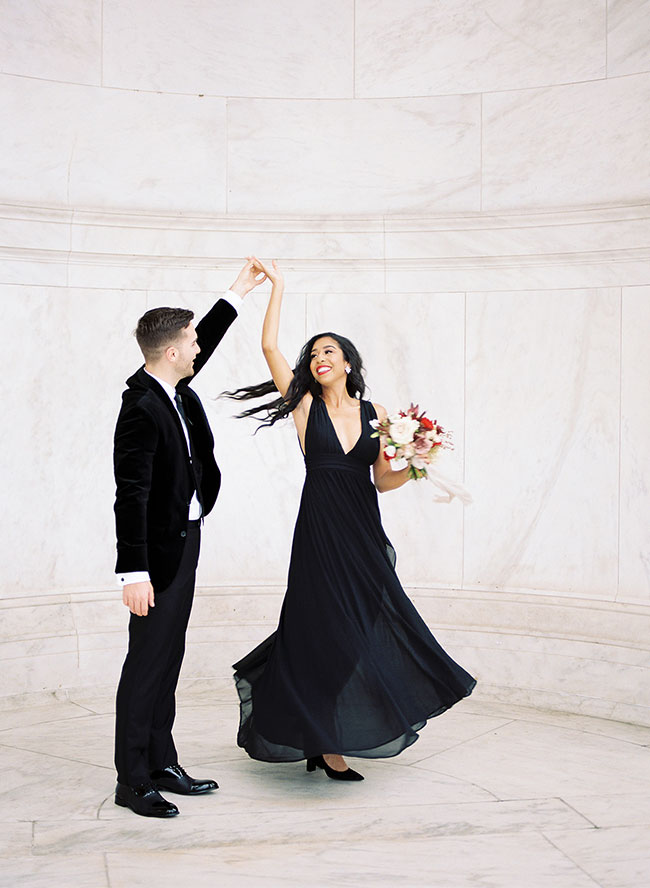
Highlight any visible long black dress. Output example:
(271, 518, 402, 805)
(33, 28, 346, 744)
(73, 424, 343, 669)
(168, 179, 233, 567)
(233, 396, 476, 762)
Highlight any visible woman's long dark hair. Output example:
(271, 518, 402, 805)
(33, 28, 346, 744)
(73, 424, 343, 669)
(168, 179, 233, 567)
(224, 332, 366, 428)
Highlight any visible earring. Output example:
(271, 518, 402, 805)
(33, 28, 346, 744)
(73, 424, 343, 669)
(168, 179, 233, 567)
(345, 366, 351, 375)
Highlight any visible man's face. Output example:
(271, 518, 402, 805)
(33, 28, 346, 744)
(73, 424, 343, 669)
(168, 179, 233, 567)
(173, 323, 200, 378)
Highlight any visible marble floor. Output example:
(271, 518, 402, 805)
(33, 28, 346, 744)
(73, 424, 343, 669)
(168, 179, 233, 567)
(1, 681, 650, 888)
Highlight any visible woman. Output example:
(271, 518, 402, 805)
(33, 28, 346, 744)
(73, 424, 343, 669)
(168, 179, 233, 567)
(229, 258, 476, 781)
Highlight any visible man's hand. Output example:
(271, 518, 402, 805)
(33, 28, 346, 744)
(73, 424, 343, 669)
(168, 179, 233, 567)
(230, 257, 268, 298)
(123, 581, 155, 617)
(250, 256, 284, 288)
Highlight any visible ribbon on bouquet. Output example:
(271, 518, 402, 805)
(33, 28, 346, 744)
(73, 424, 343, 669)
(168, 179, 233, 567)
(424, 464, 473, 505)
(390, 457, 472, 504)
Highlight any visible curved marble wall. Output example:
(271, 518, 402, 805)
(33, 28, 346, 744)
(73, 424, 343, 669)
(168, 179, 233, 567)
(2, 204, 649, 724)
(1, 1, 649, 723)
(1, 1, 649, 214)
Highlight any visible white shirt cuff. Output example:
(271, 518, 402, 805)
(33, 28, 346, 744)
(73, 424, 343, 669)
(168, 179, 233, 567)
(117, 571, 150, 586)
(221, 289, 243, 311)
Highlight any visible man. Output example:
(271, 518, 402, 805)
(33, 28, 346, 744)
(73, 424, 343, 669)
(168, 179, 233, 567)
(113, 258, 266, 817)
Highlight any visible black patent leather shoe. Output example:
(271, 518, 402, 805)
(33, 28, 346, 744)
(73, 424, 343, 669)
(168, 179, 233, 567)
(151, 763, 218, 795)
(115, 782, 179, 817)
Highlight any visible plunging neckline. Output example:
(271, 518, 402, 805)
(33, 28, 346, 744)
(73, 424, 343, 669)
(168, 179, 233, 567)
(322, 397, 363, 456)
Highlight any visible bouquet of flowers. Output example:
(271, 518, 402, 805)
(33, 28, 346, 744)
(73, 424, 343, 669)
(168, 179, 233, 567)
(370, 403, 472, 504)
(370, 403, 450, 479)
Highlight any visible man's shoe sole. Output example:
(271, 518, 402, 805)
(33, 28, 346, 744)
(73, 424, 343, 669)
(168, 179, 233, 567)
(114, 795, 179, 817)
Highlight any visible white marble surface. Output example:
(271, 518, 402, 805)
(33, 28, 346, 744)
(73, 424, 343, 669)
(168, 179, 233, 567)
(0, 204, 71, 252)
(619, 286, 650, 603)
(2, 286, 144, 597)
(227, 96, 480, 214)
(2, 691, 649, 887)
(463, 289, 621, 597)
(384, 207, 650, 259)
(420, 716, 650, 799)
(607, 0, 650, 77)
(69, 214, 386, 262)
(0, 0, 101, 84)
(0, 75, 226, 211)
(384, 253, 650, 293)
(103, 0, 354, 98)
(483, 72, 650, 210)
(355, 0, 606, 97)
(4, 203, 650, 293)
(546, 825, 650, 888)
(0, 3, 648, 220)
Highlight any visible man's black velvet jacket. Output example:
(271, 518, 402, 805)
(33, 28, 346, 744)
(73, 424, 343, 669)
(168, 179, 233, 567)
(113, 298, 237, 590)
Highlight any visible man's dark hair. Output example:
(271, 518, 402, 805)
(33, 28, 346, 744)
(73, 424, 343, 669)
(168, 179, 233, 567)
(135, 307, 194, 361)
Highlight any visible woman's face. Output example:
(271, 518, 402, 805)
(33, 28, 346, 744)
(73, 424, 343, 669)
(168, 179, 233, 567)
(309, 337, 348, 386)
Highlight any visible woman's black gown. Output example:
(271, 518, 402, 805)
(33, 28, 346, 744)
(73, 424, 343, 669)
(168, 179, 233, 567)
(233, 396, 476, 762)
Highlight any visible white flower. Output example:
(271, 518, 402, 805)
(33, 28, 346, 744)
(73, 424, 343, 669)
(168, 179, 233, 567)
(411, 455, 428, 470)
(388, 417, 420, 445)
(384, 444, 396, 458)
(390, 457, 408, 472)
(369, 419, 381, 429)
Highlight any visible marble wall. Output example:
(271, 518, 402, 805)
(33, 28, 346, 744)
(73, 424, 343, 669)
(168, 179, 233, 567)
(2, 205, 649, 723)
(2, 204, 649, 601)
(1, 1, 649, 214)
(1, 1, 650, 720)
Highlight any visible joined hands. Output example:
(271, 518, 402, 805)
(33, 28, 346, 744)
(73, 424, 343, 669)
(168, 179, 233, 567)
(230, 256, 282, 298)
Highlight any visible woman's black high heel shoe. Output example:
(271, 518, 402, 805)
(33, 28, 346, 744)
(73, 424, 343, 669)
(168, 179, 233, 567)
(306, 755, 364, 781)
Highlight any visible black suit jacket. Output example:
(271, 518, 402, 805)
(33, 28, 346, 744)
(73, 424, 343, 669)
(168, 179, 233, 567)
(114, 297, 237, 590)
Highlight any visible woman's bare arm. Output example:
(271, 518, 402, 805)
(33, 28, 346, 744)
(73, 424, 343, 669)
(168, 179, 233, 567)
(255, 258, 294, 398)
(252, 257, 312, 444)
(372, 403, 411, 493)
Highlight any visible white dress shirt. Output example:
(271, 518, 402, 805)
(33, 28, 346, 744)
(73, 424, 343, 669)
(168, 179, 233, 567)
(117, 289, 241, 587)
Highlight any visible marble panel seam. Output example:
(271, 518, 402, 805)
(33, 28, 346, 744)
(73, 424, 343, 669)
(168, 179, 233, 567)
(540, 832, 603, 887)
(3, 201, 650, 226)
(4, 587, 649, 612)
(411, 720, 518, 766)
(478, 681, 650, 709)
(88, 797, 597, 823)
(427, 629, 650, 651)
(3, 246, 650, 267)
(9, 67, 650, 102)
(496, 720, 650, 751)
(0, 740, 114, 772)
(555, 798, 604, 830)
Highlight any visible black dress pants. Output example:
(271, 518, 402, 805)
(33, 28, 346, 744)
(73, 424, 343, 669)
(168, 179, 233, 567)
(114, 522, 201, 786)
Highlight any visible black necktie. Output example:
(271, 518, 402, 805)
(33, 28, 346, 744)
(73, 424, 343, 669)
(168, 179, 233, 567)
(174, 392, 192, 428)
(175, 392, 202, 506)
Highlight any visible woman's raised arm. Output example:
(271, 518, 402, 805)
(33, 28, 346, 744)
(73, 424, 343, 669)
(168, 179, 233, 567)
(252, 257, 295, 399)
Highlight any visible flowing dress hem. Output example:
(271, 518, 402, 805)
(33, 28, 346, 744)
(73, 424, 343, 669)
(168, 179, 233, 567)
(236, 677, 477, 764)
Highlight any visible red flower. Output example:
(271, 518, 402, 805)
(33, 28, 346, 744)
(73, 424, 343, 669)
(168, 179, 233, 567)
(420, 417, 434, 430)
